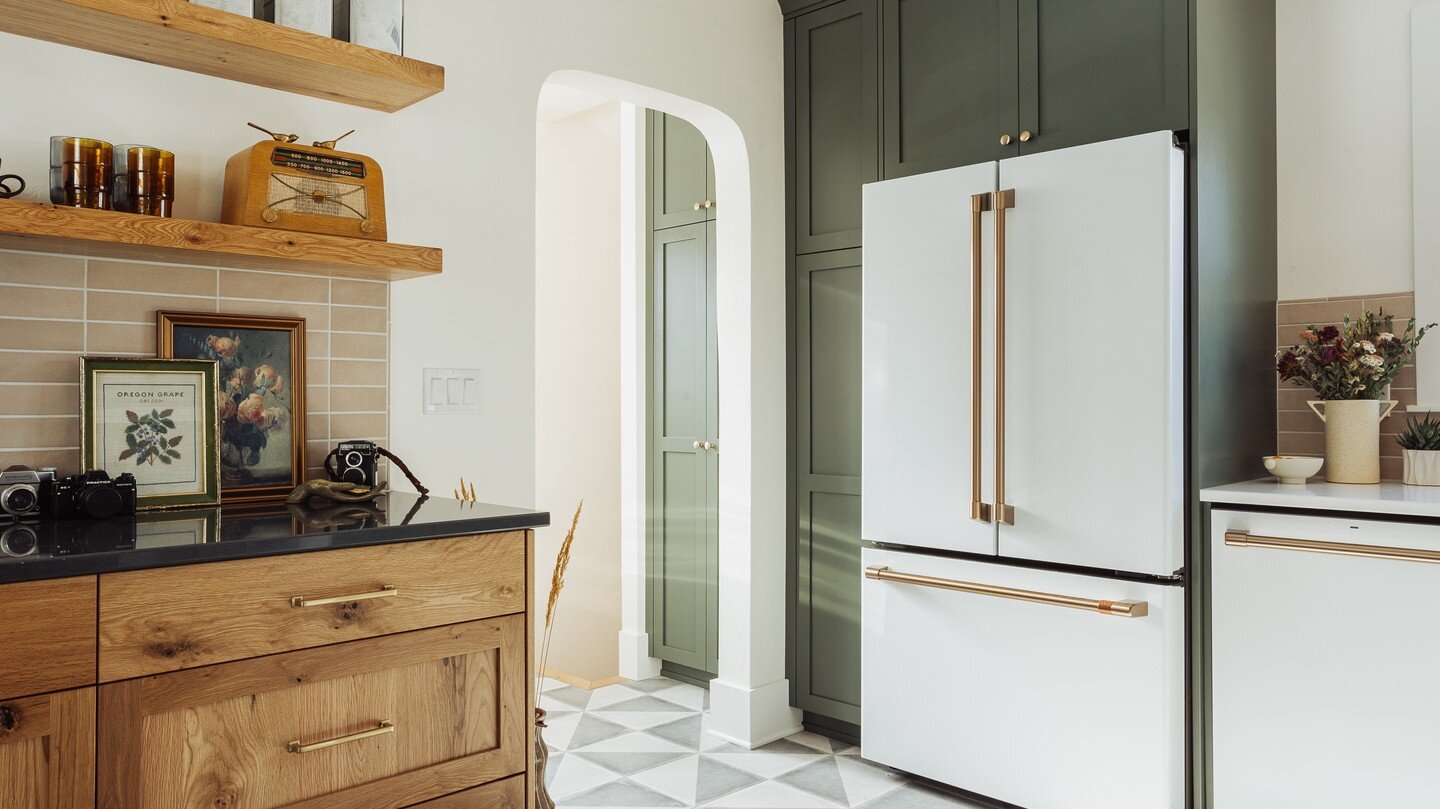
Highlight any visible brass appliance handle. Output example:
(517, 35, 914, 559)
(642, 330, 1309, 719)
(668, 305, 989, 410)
(287, 720, 394, 754)
(1224, 530, 1440, 565)
(290, 585, 397, 609)
(970, 192, 994, 524)
(864, 565, 1148, 617)
(994, 189, 1016, 525)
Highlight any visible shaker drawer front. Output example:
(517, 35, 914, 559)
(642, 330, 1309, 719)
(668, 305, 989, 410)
(0, 576, 97, 701)
(1212, 509, 1440, 807)
(98, 617, 528, 809)
(406, 774, 524, 808)
(99, 532, 525, 680)
(860, 548, 1184, 809)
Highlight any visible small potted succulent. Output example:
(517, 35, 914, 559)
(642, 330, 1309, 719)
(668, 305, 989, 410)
(1397, 415, 1440, 486)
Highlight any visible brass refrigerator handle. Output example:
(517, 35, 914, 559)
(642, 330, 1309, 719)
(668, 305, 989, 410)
(1224, 530, 1440, 565)
(290, 585, 398, 609)
(864, 565, 1148, 617)
(994, 188, 1016, 525)
(287, 720, 394, 754)
(970, 192, 993, 524)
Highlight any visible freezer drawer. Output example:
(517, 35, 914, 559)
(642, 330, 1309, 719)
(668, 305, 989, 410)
(1212, 509, 1440, 808)
(860, 547, 1184, 809)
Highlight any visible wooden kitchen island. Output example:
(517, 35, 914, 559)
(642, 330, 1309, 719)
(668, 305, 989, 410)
(0, 493, 548, 808)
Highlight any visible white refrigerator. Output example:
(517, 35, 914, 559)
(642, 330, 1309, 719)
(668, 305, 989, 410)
(860, 131, 1187, 809)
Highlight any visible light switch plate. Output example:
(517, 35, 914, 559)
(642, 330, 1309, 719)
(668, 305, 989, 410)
(423, 368, 480, 414)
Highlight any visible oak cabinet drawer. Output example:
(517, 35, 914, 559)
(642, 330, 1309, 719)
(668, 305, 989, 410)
(99, 532, 525, 680)
(0, 576, 96, 701)
(0, 687, 96, 809)
(98, 616, 528, 809)
(406, 774, 525, 808)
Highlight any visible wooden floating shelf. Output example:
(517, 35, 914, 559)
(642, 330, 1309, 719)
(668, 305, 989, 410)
(0, 200, 442, 282)
(0, 0, 444, 112)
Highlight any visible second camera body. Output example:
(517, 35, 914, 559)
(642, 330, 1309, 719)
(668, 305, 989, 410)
(333, 440, 379, 487)
(0, 465, 56, 518)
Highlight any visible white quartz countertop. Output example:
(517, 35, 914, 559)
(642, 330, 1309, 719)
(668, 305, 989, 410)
(1202, 478, 1440, 519)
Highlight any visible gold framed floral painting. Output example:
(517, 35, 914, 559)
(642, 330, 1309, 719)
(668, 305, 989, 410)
(81, 357, 220, 510)
(157, 311, 306, 504)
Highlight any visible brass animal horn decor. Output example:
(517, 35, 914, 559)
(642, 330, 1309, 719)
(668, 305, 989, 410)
(533, 500, 582, 809)
(286, 479, 389, 505)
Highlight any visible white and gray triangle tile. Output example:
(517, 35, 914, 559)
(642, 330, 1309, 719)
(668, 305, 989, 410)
(543, 676, 992, 809)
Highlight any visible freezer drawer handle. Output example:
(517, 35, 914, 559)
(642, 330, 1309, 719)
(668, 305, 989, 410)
(1224, 530, 1440, 565)
(863, 565, 1148, 618)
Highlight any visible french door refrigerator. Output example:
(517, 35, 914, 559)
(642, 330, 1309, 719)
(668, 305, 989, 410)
(860, 131, 1186, 809)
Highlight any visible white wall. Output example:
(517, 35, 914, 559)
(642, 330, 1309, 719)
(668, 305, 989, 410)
(534, 98, 622, 683)
(1277, 0, 1424, 299)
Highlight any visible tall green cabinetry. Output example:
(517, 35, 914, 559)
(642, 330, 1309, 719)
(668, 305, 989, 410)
(783, 0, 1229, 749)
(647, 112, 721, 688)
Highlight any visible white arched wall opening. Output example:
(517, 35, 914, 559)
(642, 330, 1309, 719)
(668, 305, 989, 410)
(542, 69, 800, 749)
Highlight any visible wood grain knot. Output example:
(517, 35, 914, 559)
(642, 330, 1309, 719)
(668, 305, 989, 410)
(0, 705, 16, 734)
(146, 635, 204, 661)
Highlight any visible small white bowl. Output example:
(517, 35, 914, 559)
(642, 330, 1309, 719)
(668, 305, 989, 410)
(1263, 455, 1324, 484)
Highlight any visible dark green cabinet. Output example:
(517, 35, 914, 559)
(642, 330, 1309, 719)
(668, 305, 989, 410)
(794, 0, 878, 253)
(650, 112, 716, 231)
(881, 0, 1018, 178)
(648, 221, 719, 681)
(1017, 0, 1189, 155)
(794, 248, 864, 727)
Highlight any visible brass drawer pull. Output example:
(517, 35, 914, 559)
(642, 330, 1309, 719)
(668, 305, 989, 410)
(287, 720, 394, 754)
(290, 584, 398, 608)
(864, 565, 1148, 617)
(1224, 530, 1440, 565)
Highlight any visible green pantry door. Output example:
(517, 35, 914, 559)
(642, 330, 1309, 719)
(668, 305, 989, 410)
(648, 112, 720, 686)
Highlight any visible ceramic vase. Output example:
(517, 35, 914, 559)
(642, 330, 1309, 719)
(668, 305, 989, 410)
(1402, 449, 1440, 486)
(1307, 399, 1398, 484)
(535, 708, 556, 809)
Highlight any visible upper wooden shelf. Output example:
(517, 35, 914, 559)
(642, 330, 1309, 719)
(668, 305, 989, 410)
(0, 200, 442, 282)
(0, 0, 444, 112)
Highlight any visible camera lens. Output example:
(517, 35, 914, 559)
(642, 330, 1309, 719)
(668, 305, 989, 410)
(78, 486, 124, 520)
(0, 523, 37, 557)
(1, 484, 35, 515)
(345, 450, 364, 468)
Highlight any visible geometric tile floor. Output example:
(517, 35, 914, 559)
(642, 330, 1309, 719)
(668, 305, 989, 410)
(539, 676, 991, 808)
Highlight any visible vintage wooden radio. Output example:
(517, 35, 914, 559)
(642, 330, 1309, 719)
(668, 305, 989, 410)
(222, 123, 386, 241)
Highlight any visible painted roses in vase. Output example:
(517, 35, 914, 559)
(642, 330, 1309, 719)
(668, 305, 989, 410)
(201, 333, 292, 483)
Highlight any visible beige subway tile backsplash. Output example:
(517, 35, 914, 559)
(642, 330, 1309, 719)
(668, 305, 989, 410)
(0, 254, 85, 287)
(0, 248, 389, 477)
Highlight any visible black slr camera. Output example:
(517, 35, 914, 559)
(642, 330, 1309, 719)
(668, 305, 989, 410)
(42, 470, 138, 520)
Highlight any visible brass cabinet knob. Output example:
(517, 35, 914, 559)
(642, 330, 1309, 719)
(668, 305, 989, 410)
(703, 441, 717, 451)
(999, 134, 1013, 146)
(693, 440, 703, 449)
(693, 202, 703, 211)
(703, 200, 715, 209)
(1019, 130, 1035, 142)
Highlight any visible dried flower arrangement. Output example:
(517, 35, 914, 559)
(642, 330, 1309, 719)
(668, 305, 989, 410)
(1275, 310, 1433, 400)
(536, 500, 583, 704)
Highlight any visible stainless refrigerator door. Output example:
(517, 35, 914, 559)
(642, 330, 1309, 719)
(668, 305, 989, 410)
(861, 161, 999, 555)
(996, 131, 1184, 576)
(860, 546, 1185, 809)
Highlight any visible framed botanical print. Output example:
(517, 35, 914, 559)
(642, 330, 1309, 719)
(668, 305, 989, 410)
(157, 311, 307, 504)
(81, 357, 220, 510)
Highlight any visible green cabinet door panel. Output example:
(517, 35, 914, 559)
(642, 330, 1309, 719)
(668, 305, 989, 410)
(648, 222, 719, 676)
(794, 249, 863, 724)
(650, 111, 716, 231)
(881, 0, 1020, 178)
(795, 0, 878, 254)
(1017, 0, 1189, 155)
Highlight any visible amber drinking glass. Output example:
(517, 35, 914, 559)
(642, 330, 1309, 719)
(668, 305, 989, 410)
(49, 136, 113, 209)
(112, 145, 175, 217)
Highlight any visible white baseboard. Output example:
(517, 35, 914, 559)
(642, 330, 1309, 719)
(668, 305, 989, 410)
(617, 630, 662, 681)
(705, 677, 803, 749)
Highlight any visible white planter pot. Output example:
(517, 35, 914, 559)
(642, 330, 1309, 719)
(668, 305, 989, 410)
(1402, 449, 1440, 486)
(1307, 399, 1399, 484)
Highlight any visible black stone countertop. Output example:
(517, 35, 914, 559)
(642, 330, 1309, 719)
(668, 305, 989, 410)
(0, 492, 549, 585)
